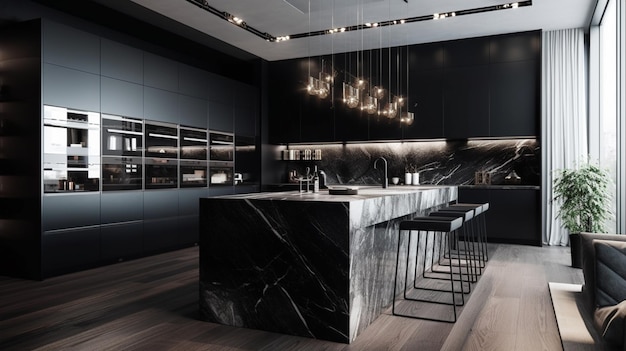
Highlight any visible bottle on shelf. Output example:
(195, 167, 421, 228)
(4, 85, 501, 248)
(313, 166, 319, 193)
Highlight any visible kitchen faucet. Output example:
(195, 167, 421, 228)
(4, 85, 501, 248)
(373, 157, 388, 188)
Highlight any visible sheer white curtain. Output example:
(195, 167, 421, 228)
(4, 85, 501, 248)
(542, 28, 588, 246)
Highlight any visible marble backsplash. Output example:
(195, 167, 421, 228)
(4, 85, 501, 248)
(280, 139, 540, 186)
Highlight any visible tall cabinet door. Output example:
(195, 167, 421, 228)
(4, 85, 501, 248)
(404, 69, 444, 139)
(443, 65, 490, 139)
(489, 60, 539, 137)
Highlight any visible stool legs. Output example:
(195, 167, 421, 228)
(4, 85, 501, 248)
(392, 228, 460, 323)
(417, 229, 471, 295)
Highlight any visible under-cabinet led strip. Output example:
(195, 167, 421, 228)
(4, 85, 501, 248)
(210, 140, 233, 145)
(183, 137, 208, 142)
(148, 133, 178, 139)
(107, 129, 143, 136)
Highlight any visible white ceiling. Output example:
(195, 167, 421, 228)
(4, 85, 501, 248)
(96, 0, 597, 61)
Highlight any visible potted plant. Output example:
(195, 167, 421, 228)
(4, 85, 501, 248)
(553, 160, 613, 268)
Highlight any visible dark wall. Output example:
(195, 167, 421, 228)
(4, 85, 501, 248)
(0, 20, 42, 279)
(268, 30, 541, 144)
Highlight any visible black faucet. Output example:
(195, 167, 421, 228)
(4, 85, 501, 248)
(373, 157, 388, 188)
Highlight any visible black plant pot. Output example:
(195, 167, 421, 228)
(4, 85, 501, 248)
(570, 233, 582, 268)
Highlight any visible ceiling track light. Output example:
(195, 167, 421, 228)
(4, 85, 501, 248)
(185, 0, 531, 43)
(186, 0, 276, 41)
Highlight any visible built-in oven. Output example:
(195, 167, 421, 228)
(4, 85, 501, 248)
(209, 132, 234, 162)
(145, 158, 178, 189)
(102, 156, 143, 191)
(145, 121, 178, 159)
(180, 126, 208, 160)
(101, 114, 143, 157)
(43, 105, 100, 193)
(209, 161, 233, 186)
(180, 160, 208, 188)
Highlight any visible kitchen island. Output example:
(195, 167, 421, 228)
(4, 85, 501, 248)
(199, 185, 457, 343)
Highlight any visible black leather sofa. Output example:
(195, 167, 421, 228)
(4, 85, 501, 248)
(579, 232, 626, 349)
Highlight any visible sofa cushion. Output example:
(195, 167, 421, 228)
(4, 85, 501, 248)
(594, 239, 626, 307)
(594, 300, 626, 347)
(579, 233, 626, 312)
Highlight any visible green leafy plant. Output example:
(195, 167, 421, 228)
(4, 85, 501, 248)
(553, 161, 613, 233)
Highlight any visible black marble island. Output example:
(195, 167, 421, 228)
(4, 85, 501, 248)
(199, 185, 458, 343)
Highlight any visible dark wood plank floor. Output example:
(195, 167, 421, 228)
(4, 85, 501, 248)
(0, 243, 582, 350)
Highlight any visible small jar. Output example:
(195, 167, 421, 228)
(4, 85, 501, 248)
(405, 173, 412, 185)
(412, 172, 420, 185)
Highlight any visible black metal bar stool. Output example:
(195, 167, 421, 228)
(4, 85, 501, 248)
(427, 208, 478, 288)
(449, 203, 490, 264)
(428, 205, 482, 279)
(392, 215, 464, 323)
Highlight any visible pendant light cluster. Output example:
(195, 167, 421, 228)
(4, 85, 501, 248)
(307, 0, 413, 125)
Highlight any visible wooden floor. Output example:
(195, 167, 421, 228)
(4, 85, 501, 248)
(0, 243, 582, 351)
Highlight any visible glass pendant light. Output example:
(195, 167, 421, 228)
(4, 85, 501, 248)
(383, 101, 397, 118)
(307, 76, 319, 96)
(362, 95, 378, 114)
(317, 73, 330, 99)
(343, 82, 360, 109)
(400, 111, 414, 125)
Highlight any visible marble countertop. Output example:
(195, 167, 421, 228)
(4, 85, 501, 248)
(209, 185, 455, 202)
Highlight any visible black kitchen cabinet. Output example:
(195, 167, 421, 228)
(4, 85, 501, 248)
(300, 93, 335, 142)
(209, 101, 234, 133)
(1, 18, 261, 280)
(489, 60, 539, 137)
(269, 31, 540, 143)
(234, 83, 258, 137)
(335, 105, 369, 142)
(459, 187, 541, 246)
(101, 38, 143, 84)
(443, 36, 490, 68)
(403, 69, 444, 139)
(368, 112, 403, 141)
(43, 227, 101, 277)
(443, 65, 490, 139)
(490, 32, 540, 63)
(268, 60, 304, 143)
(411, 42, 444, 70)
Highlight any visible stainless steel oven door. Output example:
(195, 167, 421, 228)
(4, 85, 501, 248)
(102, 114, 143, 157)
(145, 121, 178, 159)
(180, 160, 208, 188)
(145, 158, 178, 189)
(102, 156, 143, 191)
(209, 162, 233, 186)
(209, 132, 234, 162)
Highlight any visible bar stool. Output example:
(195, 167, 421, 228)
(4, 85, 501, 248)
(427, 208, 478, 288)
(392, 215, 464, 322)
(449, 203, 490, 264)
(437, 204, 485, 274)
